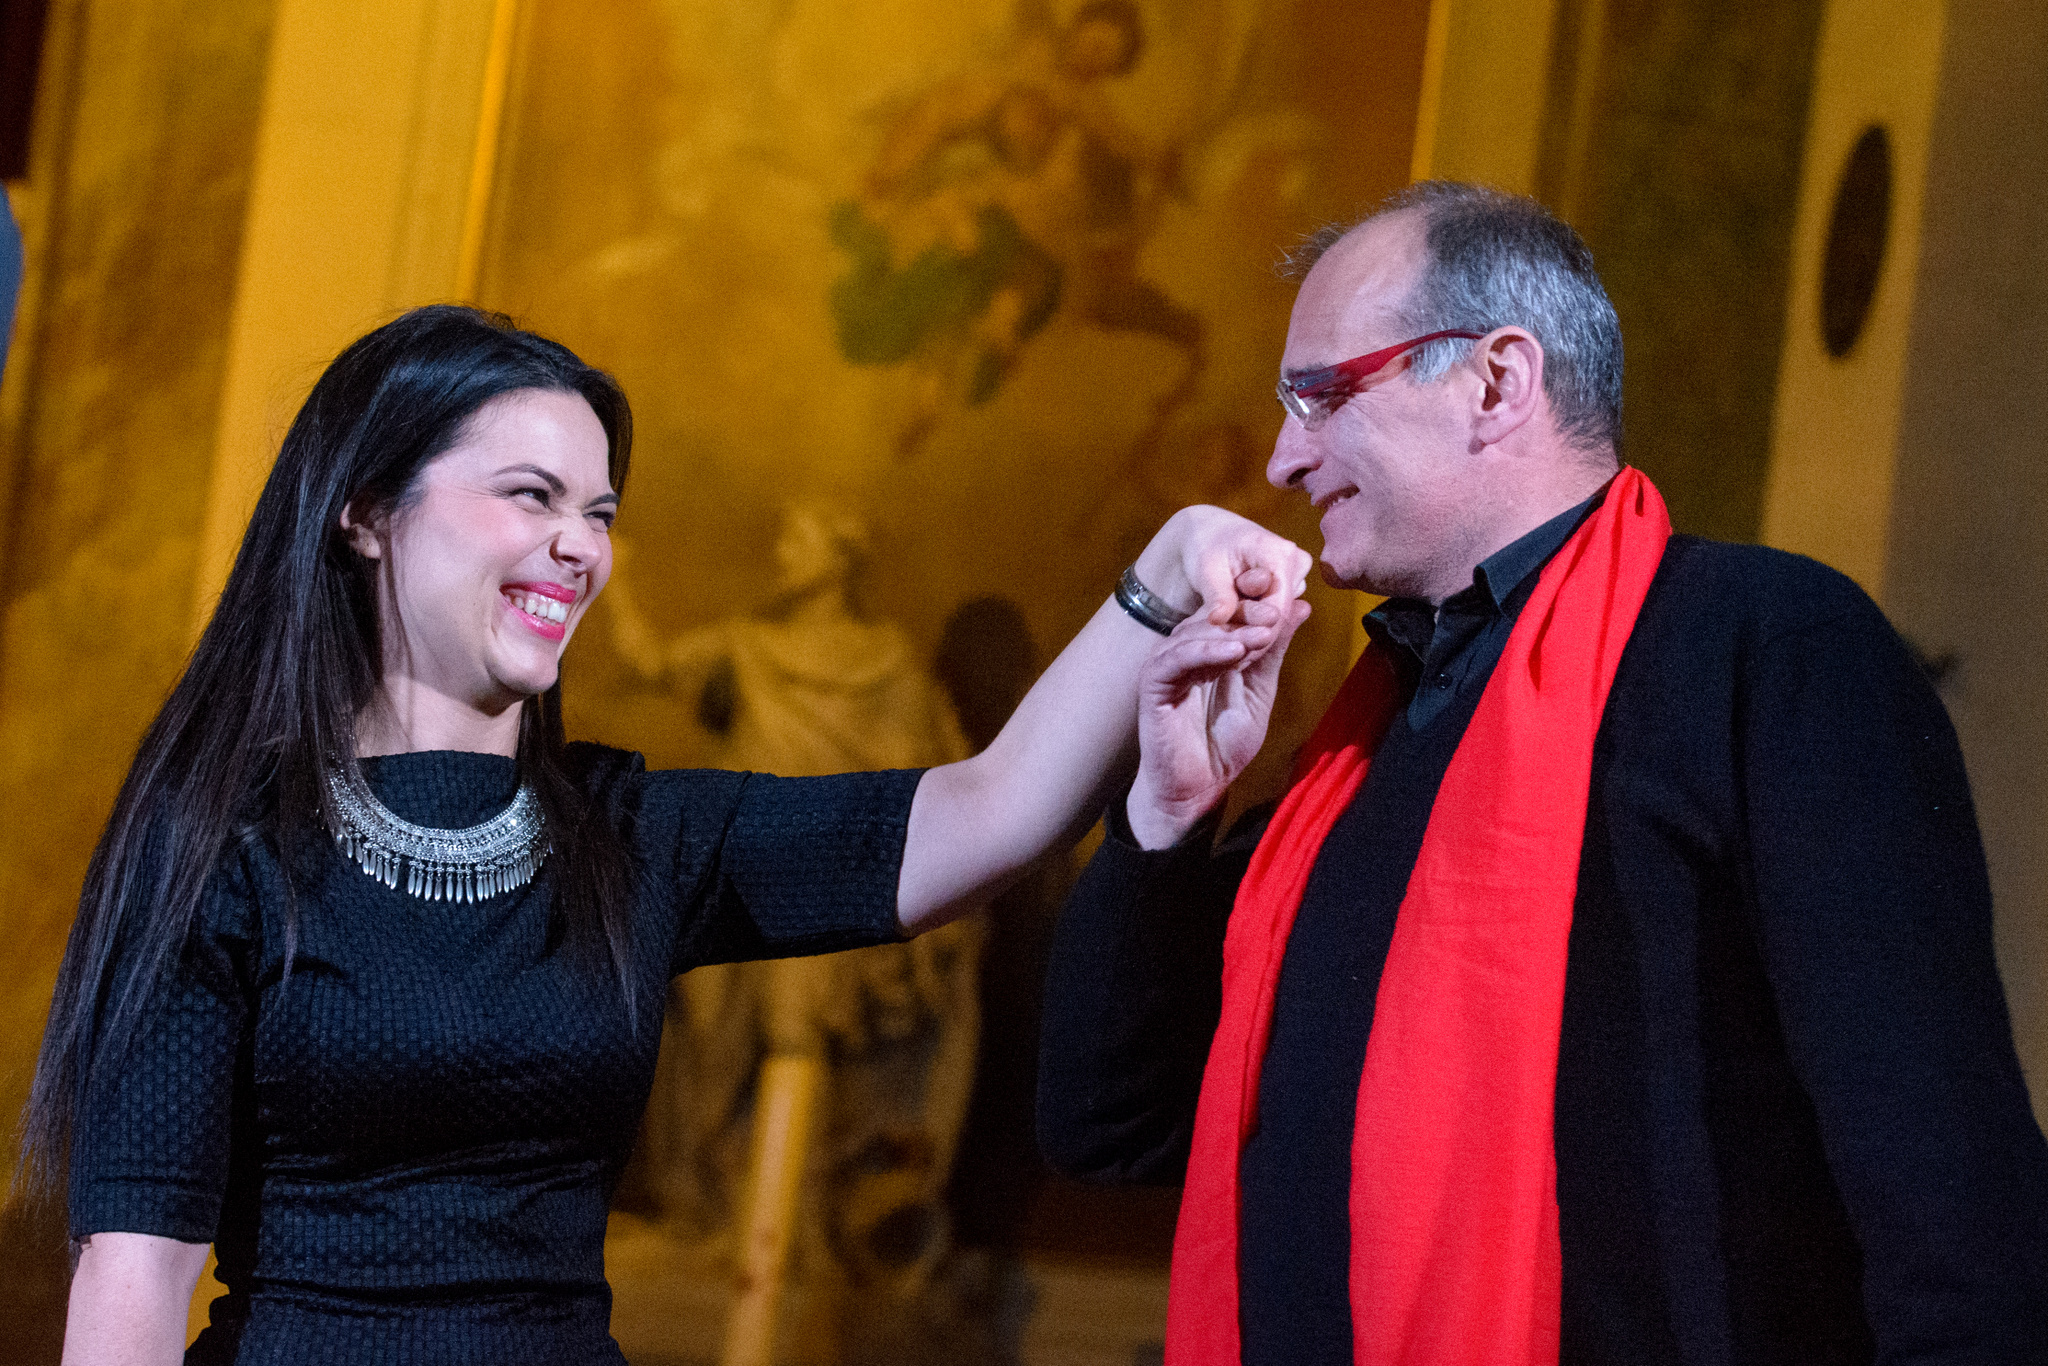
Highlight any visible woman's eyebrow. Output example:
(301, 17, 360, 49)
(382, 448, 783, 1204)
(495, 462, 615, 506)
(496, 462, 568, 495)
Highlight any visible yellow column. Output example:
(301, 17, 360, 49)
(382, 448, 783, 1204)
(1409, 0, 1565, 194)
(188, 0, 515, 636)
(722, 953, 837, 1366)
(1758, 0, 1948, 598)
(721, 1054, 826, 1366)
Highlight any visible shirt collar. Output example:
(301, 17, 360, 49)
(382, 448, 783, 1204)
(1363, 484, 1607, 651)
(1472, 487, 1604, 611)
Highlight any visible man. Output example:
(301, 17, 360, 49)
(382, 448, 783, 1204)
(1037, 182, 2048, 1366)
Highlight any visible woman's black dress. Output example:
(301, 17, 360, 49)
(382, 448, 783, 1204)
(69, 747, 921, 1364)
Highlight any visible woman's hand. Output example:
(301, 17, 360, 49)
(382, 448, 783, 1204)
(901, 507, 1310, 933)
(1129, 505, 1313, 625)
(897, 506, 1310, 934)
(63, 1232, 209, 1365)
(1126, 596, 1310, 850)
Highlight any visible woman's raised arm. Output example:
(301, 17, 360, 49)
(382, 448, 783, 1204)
(64, 1232, 210, 1366)
(896, 506, 1311, 933)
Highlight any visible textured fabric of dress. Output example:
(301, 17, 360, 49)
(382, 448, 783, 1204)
(69, 745, 922, 1365)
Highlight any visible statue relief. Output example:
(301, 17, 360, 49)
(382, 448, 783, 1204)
(612, 503, 971, 778)
(607, 503, 985, 1365)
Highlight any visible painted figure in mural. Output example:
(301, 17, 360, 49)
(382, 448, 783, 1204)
(25, 305, 1313, 1363)
(1038, 183, 2048, 1364)
(609, 504, 970, 779)
(605, 503, 987, 1352)
(831, 0, 1204, 456)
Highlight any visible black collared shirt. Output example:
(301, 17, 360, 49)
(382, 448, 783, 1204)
(1367, 492, 1599, 729)
(1234, 493, 1598, 1363)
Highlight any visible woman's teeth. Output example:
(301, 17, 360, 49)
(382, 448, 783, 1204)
(510, 591, 570, 624)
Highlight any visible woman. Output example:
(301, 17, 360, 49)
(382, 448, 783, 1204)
(25, 305, 1309, 1363)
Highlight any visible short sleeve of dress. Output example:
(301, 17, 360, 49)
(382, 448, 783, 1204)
(69, 849, 258, 1243)
(593, 753, 922, 976)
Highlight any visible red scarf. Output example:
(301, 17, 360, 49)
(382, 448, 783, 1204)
(1166, 468, 1671, 1366)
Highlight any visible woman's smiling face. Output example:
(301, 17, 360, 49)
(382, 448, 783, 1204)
(346, 388, 617, 719)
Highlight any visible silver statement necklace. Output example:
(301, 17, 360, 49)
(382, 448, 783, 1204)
(324, 761, 548, 903)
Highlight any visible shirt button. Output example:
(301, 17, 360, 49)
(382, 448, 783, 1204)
(1434, 674, 1451, 689)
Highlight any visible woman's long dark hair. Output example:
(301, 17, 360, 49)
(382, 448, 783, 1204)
(20, 305, 636, 1196)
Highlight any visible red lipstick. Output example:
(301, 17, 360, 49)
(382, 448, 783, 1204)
(503, 582, 575, 641)
(505, 580, 577, 603)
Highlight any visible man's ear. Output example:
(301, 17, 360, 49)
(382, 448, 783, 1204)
(1463, 326, 1545, 445)
(338, 500, 385, 560)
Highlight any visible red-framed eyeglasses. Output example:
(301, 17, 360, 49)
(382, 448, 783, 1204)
(1275, 329, 1485, 431)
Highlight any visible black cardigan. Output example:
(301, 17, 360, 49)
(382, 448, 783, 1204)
(1038, 536, 2048, 1366)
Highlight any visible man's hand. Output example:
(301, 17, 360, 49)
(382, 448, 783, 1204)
(1131, 505, 1313, 626)
(1126, 593, 1311, 850)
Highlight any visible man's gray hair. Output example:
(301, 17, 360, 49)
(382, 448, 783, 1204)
(1284, 182, 1623, 453)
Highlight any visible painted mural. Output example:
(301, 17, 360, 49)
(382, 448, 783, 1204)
(475, 0, 1424, 1358)
(479, 0, 1422, 760)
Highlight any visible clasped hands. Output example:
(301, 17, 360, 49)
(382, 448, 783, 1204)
(1128, 506, 1314, 851)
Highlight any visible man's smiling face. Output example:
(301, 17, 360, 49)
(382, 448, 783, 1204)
(1266, 211, 1487, 601)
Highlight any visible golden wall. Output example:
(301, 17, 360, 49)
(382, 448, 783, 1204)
(0, 0, 277, 1347)
(1865, 0, 2048, 1122)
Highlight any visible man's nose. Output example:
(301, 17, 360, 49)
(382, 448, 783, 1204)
(1267, 417, 1316, 490)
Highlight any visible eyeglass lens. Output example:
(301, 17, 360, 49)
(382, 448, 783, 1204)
(1276, 377, 1340, 431)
